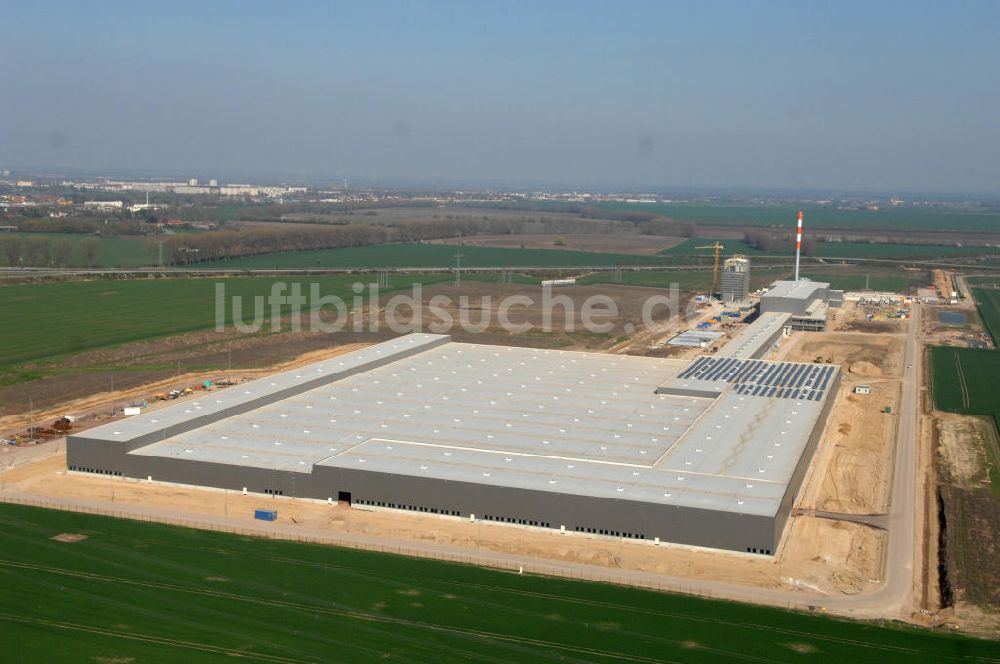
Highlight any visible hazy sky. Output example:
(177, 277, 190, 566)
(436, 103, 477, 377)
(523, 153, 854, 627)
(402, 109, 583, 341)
(3, 1, 999, 193)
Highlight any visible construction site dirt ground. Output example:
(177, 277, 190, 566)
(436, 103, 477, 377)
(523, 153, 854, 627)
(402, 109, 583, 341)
(0, 316, 906, 603)
(774, 330, 905, 516)
(824, 299, 911, 334)
(3, 328, 897, 602)
(4, 450, 884, 599)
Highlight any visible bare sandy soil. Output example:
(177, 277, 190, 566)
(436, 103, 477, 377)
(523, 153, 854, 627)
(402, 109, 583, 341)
(5, 451, 882, 597)
(937, 413, 995, 488)
(826, 299, 911, 335)
(1, 315, 900, 601)
(778, 331, 905, 516)
(429, 233, 684, 255)
(779, 330, 906, 378)
(382, 281, 689, 354)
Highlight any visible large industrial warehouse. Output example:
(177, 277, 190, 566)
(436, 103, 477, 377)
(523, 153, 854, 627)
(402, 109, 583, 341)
(68, 306, 841, 556)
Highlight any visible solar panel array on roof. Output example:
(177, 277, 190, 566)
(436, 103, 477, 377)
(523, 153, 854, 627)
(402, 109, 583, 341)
(674, 356, 835, 401)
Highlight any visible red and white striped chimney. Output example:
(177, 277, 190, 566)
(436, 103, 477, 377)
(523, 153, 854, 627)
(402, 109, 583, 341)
(794, 210, 803, 282)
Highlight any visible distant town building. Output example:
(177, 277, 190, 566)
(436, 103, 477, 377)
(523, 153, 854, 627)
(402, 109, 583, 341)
(82, 200, 124, 209)
(188, 178, 199, 186)
(208, 179, 218, 187)
(220, 185, 259, 196)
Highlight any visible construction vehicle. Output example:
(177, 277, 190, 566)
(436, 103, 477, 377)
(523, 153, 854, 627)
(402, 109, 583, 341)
(53, 417, 74, 432)
(695, 242, 724, 299)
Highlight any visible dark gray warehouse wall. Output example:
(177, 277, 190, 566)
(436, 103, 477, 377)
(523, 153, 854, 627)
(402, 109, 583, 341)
(88, 451, 778, 554)
(119, 455, 316, 498)
(317, 466, 776, 553)
(66, 436, 130, 473)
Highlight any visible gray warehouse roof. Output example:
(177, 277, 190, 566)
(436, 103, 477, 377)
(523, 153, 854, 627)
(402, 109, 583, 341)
(762, 279, 830, 301)
(715, 312, 790, 359)
(118, 334, 838, 519)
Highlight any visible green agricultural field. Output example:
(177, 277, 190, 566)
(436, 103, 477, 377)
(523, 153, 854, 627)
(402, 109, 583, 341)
(930, 345, 1000, 496)
(0, 503, 994, 663)
(797, 268, 928, 293)
(659, 237, 999, 260)
(198, 243, 673, 269)
(0, 272, 543, 376)
(930, 347, 1000, 415)
(815, 243, 1000, 260)
(0, 275, 452, 369)
(587, 202, 1000, 233)
(578, 267, 787, 291)
(970, 286, 1000, 345)
(657, 238, 765, 256)
(0, 232, 156, 268)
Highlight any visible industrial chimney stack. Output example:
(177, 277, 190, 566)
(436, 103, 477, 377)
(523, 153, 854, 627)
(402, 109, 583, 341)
(794, 210, 803, 282)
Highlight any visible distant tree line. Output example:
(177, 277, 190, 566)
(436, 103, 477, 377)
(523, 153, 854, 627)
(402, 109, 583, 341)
(155, 214, 643, 265)
(157, 224, 395, 265)
(5, 218, 149, 235)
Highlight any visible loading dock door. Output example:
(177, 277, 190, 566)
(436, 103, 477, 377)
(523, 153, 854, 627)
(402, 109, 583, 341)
(338, 491, 352, 505)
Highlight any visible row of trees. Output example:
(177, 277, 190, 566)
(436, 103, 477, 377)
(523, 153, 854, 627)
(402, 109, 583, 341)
(159, 224, 395, 265)
(636, 218, 696, 237)
(159, 215, 648, 265)
(6, 218, 148, 235)
(744, 229, 818, 255)
(0, 235, 100, 267)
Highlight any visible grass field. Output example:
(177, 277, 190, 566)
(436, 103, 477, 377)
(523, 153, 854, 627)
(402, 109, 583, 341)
(930, 346, 1000, 495)
(0, 503, 995, 663)
(578, 267, 787, 291)
(0, 233, 155, 268)
(586, 202, 1000, 233)
(0, 274, 463, 369)
(812, 243, 1000, 260)
(197, 243, 674, 269)
(930, 347, 1000, 415)
(659, 238, 1000, 260)
(796, 268, 928, 293)
(969, 286, 1000, 345)
(0, 272, 547, 378)
(657, 239, 765, 256)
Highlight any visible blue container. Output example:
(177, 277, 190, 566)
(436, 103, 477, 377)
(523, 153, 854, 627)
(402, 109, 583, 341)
(254, 509, 277, 521)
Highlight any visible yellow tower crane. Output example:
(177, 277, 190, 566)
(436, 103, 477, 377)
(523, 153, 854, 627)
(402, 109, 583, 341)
(695, 242, 724, 299)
